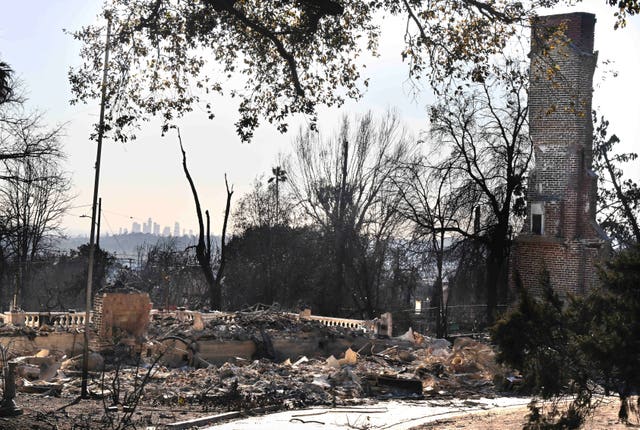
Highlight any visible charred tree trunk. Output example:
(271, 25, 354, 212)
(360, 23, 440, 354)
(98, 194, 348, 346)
(434, 232, 447, 338)
(178, 130, 233, 310)
(484, 224, 510, 325)
(214, 175, 234, 307)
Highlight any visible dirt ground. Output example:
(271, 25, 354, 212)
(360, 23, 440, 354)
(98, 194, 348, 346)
(0, 393, 222, 429)
(411, 399, 640, 430)
(1, 393, 637, 429)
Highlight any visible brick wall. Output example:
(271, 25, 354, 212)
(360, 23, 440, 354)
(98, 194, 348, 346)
(510, 12, 609, 297)
(94, 290, 152, 340)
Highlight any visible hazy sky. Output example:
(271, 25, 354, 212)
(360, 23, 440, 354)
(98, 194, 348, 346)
(1, 1, 639, 238)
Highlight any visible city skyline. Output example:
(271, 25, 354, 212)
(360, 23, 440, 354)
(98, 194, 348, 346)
(70, 215, 196, 238)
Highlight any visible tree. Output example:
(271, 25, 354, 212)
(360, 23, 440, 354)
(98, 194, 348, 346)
(593, 113, 640, 248)
(288, 111, 413, 316)
(233, 177, 298, 232)
(396, 158, 470, 337)
(27, 245, 116, 311)
(71, 1, 619, 143)
(572, 245, 640, 423)
(178, 128, 233, 309)
(267, 166, 288, 227)
(224, 224, 327, 309)
(428, 62, 532, 324)
(493, 246, 640, 427)
(0, 111, 71, 309)
(120, 238, 207, 308)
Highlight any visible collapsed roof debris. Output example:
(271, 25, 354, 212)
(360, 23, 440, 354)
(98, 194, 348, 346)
(0, 301, 512, 428)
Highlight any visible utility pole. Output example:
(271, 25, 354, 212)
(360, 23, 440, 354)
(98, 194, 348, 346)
(81, 15, 111, 399)
(96, 197, 102, 250)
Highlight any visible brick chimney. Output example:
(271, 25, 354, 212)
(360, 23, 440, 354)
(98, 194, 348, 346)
(509, 12, 609, 298)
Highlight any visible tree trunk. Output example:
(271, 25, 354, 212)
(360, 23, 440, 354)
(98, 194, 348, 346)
(178, 132, 218, 309)
(213, 175, 233, 309)
(484, 236, 508, 325)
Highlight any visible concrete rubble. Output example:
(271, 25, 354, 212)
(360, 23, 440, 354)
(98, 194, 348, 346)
(0, 303, 514, 427)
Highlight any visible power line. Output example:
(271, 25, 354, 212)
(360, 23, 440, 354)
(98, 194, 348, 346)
(100, 213, 128, 257)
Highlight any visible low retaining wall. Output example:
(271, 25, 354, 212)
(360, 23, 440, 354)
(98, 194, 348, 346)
(0, 331, 84, 358)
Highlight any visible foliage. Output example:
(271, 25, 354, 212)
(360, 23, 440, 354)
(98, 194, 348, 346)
(607, 0, 640, 29)
(0, 245, 116, 311)
(569, 246, 640, 422)
(493, 246, 640, 427)
(70, 0, 606, 143)
(69, 0, 378, 142)
(233, 176, 298, 232)
(493, 271, 570, 398)
(224, 225, 328, 310)
(593, 113, 640, 248)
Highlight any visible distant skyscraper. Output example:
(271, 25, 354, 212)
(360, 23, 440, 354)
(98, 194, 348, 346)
(143, 217, 152, 234)
(162, 226, 171, 236)
(189, 229, 193, 236)
(174, 222, 180, 237)
(132, 222, 141, 233)
(153, 222, 160, 235)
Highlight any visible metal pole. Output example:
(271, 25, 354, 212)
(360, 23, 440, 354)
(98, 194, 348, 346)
(81, 16, 111, 399)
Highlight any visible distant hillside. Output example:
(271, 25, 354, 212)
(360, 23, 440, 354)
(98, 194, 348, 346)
(54, 233, 219, 259)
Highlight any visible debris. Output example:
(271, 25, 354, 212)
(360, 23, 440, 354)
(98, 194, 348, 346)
(293, 356, 308, 367)
(166, 411, 242, 429)
(158, 336, 193, 368)
(338, 348, 358, 366)
(326, 355, 340, 368)
(363, 374, 423, 399)
(396, 328, 416, 343)
(1, 308, 512, 425)
(60, 352, 104, 372)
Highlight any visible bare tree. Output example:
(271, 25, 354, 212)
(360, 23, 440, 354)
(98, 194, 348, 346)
(593, 114, 640, 248)
(396, 158, 471, 337)
(289, 111, 413, 317)
(428, 64, 532, 324)
(177, 129, 233, 309)
(0, 114, 71, 308)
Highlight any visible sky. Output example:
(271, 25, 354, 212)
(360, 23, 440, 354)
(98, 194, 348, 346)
(0, 1, 639, 238)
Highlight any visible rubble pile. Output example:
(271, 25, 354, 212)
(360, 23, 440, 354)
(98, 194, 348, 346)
(148, 310, 361, 342)
(0, 310, 511, 428)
